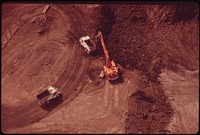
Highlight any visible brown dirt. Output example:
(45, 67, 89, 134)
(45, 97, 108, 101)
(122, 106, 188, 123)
(1, 3, 199, 134)
(125, 81, 173, 134)
(1, 4, 92, 131)
(99, 4, 199, 134)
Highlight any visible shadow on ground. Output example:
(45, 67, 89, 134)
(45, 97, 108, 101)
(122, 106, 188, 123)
(41, 96, 64, 111)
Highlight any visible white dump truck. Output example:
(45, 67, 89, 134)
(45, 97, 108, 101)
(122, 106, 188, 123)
(36, 85, 63, 108)
(79, 36, 96, 54)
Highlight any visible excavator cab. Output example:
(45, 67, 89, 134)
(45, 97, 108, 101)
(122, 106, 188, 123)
(103, 60, 119, 81)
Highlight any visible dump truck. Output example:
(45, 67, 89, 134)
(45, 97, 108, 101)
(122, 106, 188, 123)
(79, 36, 96, 54)
(36, 85, 63, 108)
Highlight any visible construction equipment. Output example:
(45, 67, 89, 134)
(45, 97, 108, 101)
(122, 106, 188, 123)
(96, 31, 119, 81)
(36, 85, 63, 108)
(42, 5, 50, 14)
(79, 36, 96, 54)
(99, 70, 105, 78)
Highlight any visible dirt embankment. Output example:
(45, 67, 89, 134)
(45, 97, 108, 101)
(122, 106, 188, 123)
(96, 3, 199, 134)
(102, 4, 198, 76)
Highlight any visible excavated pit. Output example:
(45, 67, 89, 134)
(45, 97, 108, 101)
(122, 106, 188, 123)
(96, 3, 199, 134)
(2, 3, 199, 134)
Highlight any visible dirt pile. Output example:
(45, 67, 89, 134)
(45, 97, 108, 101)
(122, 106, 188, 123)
(63, 4, 199, 133)
(147, 3, 199, 25)
(96, 3, 199, 134)
(102, 4, 199, 76)
(125, 81, 173, 134)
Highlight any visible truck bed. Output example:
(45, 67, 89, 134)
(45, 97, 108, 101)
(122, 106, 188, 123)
(36, 90, 49, 100)
(85, 39, 94, 47)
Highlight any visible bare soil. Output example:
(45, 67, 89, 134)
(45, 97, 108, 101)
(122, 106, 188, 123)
(100, 4, 199, 134)
(2, 4, 91, 131)
(1, 3, 199, 134)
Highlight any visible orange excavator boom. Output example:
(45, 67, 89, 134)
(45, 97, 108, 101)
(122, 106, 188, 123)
(96, 31, 112, 68)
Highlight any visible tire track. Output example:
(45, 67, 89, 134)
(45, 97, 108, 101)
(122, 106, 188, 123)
(2, 5, 91, 132)
(54, 46, 77, 89)
(2, 46, 90, 132)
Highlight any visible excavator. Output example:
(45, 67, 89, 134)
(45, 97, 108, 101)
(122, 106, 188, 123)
(96, 31, 119, 81)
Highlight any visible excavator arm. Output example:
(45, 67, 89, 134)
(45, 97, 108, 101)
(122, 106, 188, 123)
(96, 31, 112, 68)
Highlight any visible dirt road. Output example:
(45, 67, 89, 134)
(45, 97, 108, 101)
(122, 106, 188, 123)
(2, 4, 90, 132)
(5, 69, 142, 134)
